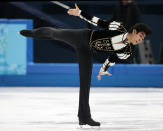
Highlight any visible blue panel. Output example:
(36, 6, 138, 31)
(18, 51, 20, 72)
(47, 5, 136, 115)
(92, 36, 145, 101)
(1, 63, 163, 87)
(7, 24, 27, 65)
(0, 19, 33, 75)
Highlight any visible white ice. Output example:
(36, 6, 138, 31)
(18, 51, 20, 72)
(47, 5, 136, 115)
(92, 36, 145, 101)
(0, 87, 163, 131)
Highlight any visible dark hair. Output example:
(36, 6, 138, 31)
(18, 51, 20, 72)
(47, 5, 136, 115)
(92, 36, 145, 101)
(128, 23, 152, 36)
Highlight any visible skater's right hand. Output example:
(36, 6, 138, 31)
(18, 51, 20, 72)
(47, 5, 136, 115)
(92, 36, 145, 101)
(97, 71, 112, 80)
(67, 3, 80, 16)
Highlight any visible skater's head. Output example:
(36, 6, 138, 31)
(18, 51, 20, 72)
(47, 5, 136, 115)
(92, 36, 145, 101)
(127, 23, 152, 45)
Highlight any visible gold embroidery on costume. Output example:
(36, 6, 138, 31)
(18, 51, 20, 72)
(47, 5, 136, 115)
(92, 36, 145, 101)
(91, 38, 114, 51)
(89, 30, 94, 49)
(89, 24, 132, 55)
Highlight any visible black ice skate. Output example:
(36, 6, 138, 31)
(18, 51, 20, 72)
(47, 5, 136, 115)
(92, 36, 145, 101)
(79, 117, 101, 127)
(19, 30, 34, 37)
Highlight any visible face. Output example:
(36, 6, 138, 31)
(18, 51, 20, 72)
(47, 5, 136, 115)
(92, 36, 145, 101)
(131, 29, 146, 45)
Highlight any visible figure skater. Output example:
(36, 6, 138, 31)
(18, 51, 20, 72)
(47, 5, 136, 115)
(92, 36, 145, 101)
(19, 4, 152, 127)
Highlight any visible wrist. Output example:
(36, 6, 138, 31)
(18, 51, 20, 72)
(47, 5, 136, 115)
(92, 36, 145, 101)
(78, 10, 81, 16)
(100, 68, 105, 73)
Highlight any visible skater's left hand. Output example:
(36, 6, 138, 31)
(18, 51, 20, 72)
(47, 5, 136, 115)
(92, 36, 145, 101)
(97, 71, 112, 80)
(67, 3, 80, 16)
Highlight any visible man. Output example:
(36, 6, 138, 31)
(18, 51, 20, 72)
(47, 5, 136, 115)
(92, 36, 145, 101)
(67, 4, 151, 79)
(19, 3, 152, 127)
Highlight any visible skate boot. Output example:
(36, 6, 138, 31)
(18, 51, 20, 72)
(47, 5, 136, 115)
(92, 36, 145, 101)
(79, 117, 100, 127)
(19, 30, 34, 37)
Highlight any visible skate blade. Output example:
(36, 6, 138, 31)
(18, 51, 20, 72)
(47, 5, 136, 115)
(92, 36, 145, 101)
(78, 124, 100, 129)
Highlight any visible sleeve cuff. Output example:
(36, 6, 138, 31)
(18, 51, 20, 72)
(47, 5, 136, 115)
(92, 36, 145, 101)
(78, 10, 82, 16)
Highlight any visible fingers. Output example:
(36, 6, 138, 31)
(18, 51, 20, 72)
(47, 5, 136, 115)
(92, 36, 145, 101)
(97, 71, 112, 81)
(67, 3, 79, 16)
(97, 75, 101, 80)
(67, 9, 77, 16)
(107, 72, 112, 76)
(75, 3, 79, 9)
(67, 9, 72, 15)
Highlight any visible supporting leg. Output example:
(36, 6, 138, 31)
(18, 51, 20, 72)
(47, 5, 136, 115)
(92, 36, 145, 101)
(77, 48, 93, 119)
(77, 48, 100, 127)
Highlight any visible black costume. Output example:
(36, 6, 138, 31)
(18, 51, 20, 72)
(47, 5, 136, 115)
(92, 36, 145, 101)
(20, 10, 133, 126)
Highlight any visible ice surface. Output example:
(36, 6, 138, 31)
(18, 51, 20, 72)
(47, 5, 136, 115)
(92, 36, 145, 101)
(0, 87, 163, 131)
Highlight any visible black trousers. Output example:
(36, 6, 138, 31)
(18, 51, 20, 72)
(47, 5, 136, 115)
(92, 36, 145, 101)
(27, 27, 93, 119)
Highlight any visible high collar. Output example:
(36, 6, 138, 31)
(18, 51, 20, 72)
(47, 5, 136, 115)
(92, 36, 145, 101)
(111, 33, 128, 44)
(122, 33, 128, 42)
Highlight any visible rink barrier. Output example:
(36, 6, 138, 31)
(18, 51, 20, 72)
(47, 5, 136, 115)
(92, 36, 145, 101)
(0, 63, 163, 87)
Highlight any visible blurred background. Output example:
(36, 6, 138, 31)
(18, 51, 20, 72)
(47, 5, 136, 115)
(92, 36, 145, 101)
(0, 0, 163, 87)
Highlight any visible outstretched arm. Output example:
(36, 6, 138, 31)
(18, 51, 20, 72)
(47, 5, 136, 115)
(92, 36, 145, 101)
(67, 4, 113, 29)
(68, 4, 125, 31)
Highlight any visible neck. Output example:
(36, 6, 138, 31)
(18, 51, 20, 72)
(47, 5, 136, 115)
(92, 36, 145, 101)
(126, 33, 133, 44)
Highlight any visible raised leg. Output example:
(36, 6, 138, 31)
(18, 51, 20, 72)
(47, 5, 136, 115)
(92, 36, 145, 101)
(20, 27, 91, 49)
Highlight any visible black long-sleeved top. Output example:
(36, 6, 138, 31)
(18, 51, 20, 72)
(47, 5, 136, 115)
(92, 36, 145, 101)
(78, 10, 133, 72)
